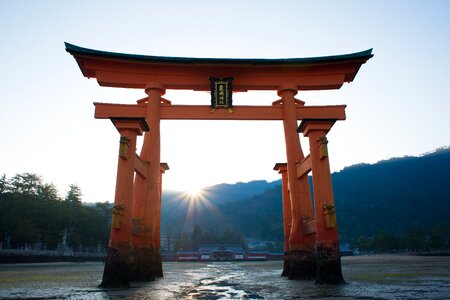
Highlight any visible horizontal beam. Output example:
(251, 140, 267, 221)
(296, 155, 312, 178)
(95, 70, 347, 90)
(134, 154, 148, 178)
(94, 103, 346, 121)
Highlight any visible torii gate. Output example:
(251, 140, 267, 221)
(65, 43, 372, 286)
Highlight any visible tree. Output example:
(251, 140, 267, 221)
(406, 228, 426, 251)
(95, 201, 112, 218)
(177, 231, 189, 251)
(14, 218, 39, 246)
(0, 172, 114, 250)
(192, 224, 202, 250)
(219, 228, 246, 247)
(167, 225, 173, 252)
(0, 174, 9, 194)
(373, 231, 401, 252)
(429, 223, 450, 250)
(10, 173, 43, 195)
(65, 184, 82, 205)
(38, 183, 61, 201)
(265, 241, 275, 252)
(353, 235, 373, 251)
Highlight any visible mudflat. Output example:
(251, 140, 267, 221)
(0, 254, 449, 299)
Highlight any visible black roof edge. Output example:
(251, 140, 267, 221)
(65, 42, 373, 65)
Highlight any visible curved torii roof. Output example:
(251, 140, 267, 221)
(65, 42, 373, 91)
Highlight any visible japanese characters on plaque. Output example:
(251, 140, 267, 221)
(209, 77, 233, 109)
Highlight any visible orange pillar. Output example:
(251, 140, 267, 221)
(156, 162, 170, 249)
(299, 119, 344, 284)
(154, 162, 169, 277)
(129, 82, 165, 281)
(273, 163, 291, 276)
(100, 118, 147, 288)
(278, 84, 315, 279)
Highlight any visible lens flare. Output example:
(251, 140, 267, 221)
(173, 187, 223, 226)
(185, 187, 203, 198)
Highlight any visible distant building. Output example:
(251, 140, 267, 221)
(176, 251, 199, 261)
(246, 250, 268, 261)
(267, 252, 284, 261)
(160, 233, 169, 252)
(245, 238, 273, 250)
(168, 244, 282, 262)
(198, 245, 245, 261)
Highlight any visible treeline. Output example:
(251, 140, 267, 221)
(0, 173, 111, 251)
(2, 148, 450, 254)
(167, 224, 247, 252)
(334, 147, 450, 245)
(162, 148, 450, 254)
(353, 223, 450, 253)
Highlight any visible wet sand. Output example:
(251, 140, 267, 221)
(0, 255, 449, 299)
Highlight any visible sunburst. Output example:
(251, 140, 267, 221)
(178, 187, 220, 224)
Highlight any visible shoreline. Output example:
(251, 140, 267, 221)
(2, 248, 449, 265)
(1, 255, 449, 299)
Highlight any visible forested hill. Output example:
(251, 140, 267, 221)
(162, 147, 450, 248)
(1, 147, 449, 251)
(160, 180, 280, 227)
(333, 147, 450, 243)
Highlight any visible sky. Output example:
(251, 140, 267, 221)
(0, 1, 449, 202)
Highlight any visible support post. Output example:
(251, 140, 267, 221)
(100, 118, 147, 288)
(153, 162, 169, 277)
(129, 82, 165, 281)
(299, 119, 345, 284)
(278, 84, 316, 279)
(274, 163, 291, 276)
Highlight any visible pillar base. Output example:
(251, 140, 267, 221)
(315, 243, 345, 284)
(128, 247, 161, 281)
(99, 247, 130, 288)
(281, 253, 290, 277)
(287, 249, 316, 280)
(154, 249, 163, 278)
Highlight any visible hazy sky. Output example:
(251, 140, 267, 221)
(0, 1, 449, 202)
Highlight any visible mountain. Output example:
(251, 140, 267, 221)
(2, 148, 448, 251)
(161, 180, 280, 231)
(161, 147, 450, 246)
(200, 180, 281, 205)
(333, 147, 450, 242)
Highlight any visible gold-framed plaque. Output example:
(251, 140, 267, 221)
(210, 77, 233, 109)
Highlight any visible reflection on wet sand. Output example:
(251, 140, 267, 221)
(0, 255, 449, 299)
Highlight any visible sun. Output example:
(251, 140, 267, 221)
(177, 185, 220, 223)
(185, 186, 203, 198)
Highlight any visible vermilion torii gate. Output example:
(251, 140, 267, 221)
(65, 43, 372, 287)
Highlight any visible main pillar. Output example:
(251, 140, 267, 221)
(278, 84, 316, 279)
(129, 82, 165, 281)
(100, 118, 147, 288)
(299, 119, 345, 284)
(273, 163, 291, 276)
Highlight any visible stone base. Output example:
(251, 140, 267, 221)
(287, 249, 316, 280)
(153, 250, 163, 278)
(99, 247, 130, 288)
(128, 247, 160, 281)
(315, 245, 345, 284)
(281, 253, 290, 277)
